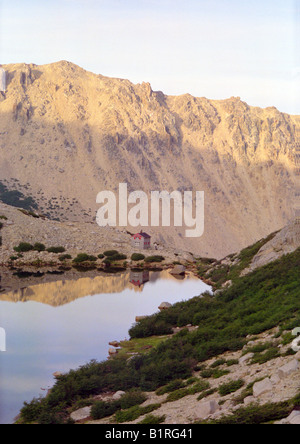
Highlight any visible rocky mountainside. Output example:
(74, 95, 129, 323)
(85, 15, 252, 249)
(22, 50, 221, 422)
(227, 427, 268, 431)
(0, 61, 299, 258)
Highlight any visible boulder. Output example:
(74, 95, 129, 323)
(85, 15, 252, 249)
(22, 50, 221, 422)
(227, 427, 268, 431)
(253, 378, 273, 398)
(239, 353, 254, 365)
(244, 396, 256, 406)
(112, 391, 126, 401)
(158, 302, 172, 311)
(70, 406, 92, 422)
(170, 265, 186, 276)
(108, 348, 118, 355)
(196, 400, 220, 419)
(277, 359, 299, 379)
(109, 341, 120, 348)
(289, 414, 300, 425)
(286, 410, 300, 425)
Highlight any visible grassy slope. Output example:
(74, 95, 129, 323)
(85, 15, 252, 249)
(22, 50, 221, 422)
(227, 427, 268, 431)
(19, 247, 300, 424)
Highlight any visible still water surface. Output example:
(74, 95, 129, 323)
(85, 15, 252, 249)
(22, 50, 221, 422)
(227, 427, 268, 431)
(0, 269, 211, 424)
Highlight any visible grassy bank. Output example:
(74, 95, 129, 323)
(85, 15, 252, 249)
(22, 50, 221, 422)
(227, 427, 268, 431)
(18, 248, 300, 424)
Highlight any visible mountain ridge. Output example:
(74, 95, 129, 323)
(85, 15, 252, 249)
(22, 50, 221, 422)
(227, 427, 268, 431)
(0, 61, 298, 258)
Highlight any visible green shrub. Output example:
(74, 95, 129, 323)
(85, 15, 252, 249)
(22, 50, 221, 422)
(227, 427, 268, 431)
(14, 242, 34, 252)
(226, 359, 239, 367)
(131, 253, 146, 261)
(104, 250, 119, 257)
(210, 359, 226, 368)
(46, 246, 66, 254)
(91, 401, 119, 420)
(59, 254, 72, 262)
(139, 414, 166, 425)
(115, 403, 161, 423)
(156, 379, 185, 395)
(197, 388, 218, 401)
(250, 347, 280, 365)
(204, 401, 292, 424)
(119, 390, 147, 410)
(98, 254, 105, 259)
(73, 253, 97, 263)
(20, 398, 43, 423)
(219, 380, 244, 396)
(109, 253, 127, 262)
(144, 255, 165, 263)
(33, 243, 46, 252)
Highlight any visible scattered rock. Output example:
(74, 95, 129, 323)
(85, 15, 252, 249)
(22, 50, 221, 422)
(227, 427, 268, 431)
(253, 378, 273, 398)
(244, 396, 257, 406)
(196, 400, 220, 419)
(112, 391, 126, 401)
(158, 302, 172, 311)
(108, 348, 118, 355)
(109, 341, 120, 348)
(277, 359, 299, 379)
(70, 406, 92, 422)
(170, 265, 186, 276)
(239, 353, 254, 365)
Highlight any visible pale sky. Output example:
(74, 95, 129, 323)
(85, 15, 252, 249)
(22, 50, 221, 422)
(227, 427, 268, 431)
(0, 0, 299, 114)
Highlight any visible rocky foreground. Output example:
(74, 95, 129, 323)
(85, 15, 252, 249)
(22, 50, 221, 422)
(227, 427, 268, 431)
(65, 327, 300, 425)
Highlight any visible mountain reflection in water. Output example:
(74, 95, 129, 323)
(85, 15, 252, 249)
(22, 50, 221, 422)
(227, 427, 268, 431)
(0, 269, 211, 424)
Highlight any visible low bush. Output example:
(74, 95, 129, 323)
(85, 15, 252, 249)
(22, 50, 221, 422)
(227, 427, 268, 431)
(115, 403, 161, 424)
(20, 398, 43, 423)
(218, 380, 244, 396)
(119, 390, 147, 410)
(109, 253, 127, 262)
(73, 253, 97, 263)
(33, 243, 46, 252)
(91, 401, 119, 420)
(59, 254, 72, 262)
(203, 401, 292, 425)
(250, 347, 280, 365)
(155, 380, 185, 396)
(104, 250, 119, 257)
(14, 242, 34, 252)
(131, 253, 146, 261)
(144, 255, 165, 263)
(46, 246, 66, 254)
(139, 414, 166, 425)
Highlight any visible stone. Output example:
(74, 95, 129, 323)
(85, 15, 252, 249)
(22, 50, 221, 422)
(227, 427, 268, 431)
(239, 353, 254, 365)
(286, 410, 300, 424)
(70, 406, 92, 422)
(108, 348, 118, 355)
(244, 396, 256, 406)
(196, 400, 220, 419)
(112, 391, 126, 401)
(170, 265, 186, 276)
(253, 378, 273, 397)
(277, 359, 299, 379)
(289, 415, 300, 425)
(158, 302, 172, 311)
(109, 341, 120, 348)
(270, 374, 281, 385)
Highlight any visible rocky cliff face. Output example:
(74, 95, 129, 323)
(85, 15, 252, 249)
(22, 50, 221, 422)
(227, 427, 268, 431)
(0, 61, 299, 257)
